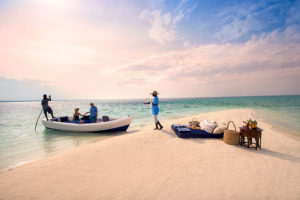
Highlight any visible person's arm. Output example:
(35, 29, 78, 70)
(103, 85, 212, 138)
(152, 98, 158, 106)
(84, 112, 90, 115)
(79, 113, 84, 116)
(72, 114, 75, 121)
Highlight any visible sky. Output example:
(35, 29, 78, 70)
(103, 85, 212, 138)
(0, 0, 300, 100)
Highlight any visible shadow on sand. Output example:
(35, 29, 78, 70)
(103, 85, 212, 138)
(163, 129, 300, 163)
(161, 129, 177, 138)
(161, 129, 207, 144)
(235, 145, 300, 163)
(259, 148, 300, 163)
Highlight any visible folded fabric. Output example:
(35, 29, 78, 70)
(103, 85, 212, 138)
(200, 120, 217, 133)
(177, 127, 191, 132)
(173, 124, 187, 128)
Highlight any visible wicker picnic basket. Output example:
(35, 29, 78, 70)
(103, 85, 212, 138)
(189, 118, 200, 126)
(224, 121, 240, 145)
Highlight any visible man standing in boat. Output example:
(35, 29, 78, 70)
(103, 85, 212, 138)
(41, 94, 55, 121)
(85, 102, 98, 123)
(145, 91, 163, 130)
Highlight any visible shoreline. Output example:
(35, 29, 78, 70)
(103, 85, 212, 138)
(138, 108, 300, 139)
(0, 109, 299, 199)
(253, 116, 300, 142)
(1, 108, 299, 172)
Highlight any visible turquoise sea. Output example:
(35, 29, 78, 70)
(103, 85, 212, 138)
(0, 95, 299, 169)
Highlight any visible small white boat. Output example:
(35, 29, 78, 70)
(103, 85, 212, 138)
(42, 116, 134, 132)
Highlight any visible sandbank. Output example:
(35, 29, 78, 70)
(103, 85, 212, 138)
(0, 109, 299, 200)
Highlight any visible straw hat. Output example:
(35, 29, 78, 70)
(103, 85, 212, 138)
(150, 91, 159, 95)
(75, 108, 80, 111)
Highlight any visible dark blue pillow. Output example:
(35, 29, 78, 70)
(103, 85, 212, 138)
(60, 116, 69, 122)
(81, 115, 90, 120)
(102, 116, 109, 122)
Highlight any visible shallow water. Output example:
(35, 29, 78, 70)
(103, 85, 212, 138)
(0, 95, 299, 169)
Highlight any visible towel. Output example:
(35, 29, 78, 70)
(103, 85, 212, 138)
(173, 124, 187, 128)
(177, 127, 191, 132)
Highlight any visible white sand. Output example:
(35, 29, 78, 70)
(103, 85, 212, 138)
(0, 109, 299, 200)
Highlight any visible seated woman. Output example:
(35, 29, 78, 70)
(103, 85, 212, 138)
(73, 108, 84, 124)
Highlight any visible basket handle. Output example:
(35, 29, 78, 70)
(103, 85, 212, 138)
(227, 121, 236, 131)
(192, 118, 198, 122)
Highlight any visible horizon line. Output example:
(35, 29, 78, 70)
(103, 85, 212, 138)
(1, 94, 299, 103)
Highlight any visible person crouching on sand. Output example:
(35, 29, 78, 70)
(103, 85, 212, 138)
(146, 91, 163, 130)
(73, 108, 84, 124)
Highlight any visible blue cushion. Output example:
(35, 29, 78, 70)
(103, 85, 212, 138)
(171, 124, 223, 138)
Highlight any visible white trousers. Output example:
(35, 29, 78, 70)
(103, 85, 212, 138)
(153, 115, 158, 123)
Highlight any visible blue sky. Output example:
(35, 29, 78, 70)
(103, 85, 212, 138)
(162, 0, 300, 44)
(0, 0, 299, 100)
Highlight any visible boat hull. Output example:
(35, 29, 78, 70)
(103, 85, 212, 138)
(42, 116, 134, 132)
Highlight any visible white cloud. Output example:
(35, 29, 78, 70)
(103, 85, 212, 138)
(214, 2, 285, 42)
(215, 14, 262, 42)
(285, 1, 300, 29)
(215, 4, 264, 42)
(1, 0, 299, 99)
(183, 41, 192, 48)
(139, 10, 176, 44)
(139, 0, 196, 44)
(115, 28, 300, 97)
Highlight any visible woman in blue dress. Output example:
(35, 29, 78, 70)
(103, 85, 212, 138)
(149, 91, 163, 130)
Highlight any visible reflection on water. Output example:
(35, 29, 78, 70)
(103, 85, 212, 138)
(41, 129, 121, 155)
(41, 128, 129, 155)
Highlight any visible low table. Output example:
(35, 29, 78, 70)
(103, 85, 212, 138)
(239, 127, 263, 150)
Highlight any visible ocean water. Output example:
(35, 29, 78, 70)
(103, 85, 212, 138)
(0, 95, 299, 169)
